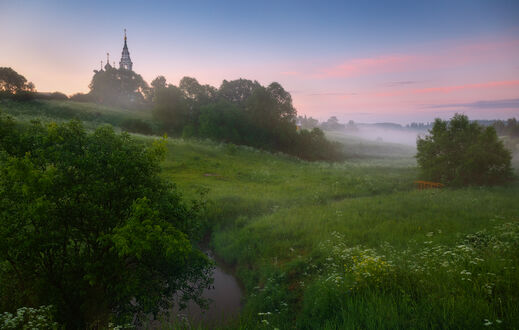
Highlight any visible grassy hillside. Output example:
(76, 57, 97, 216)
(325, 129, 417, 160)
(157, 138, 518, 329)
(1, 100, 518, 328)
(0, 99, 154, 132)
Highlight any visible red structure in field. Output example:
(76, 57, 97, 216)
(414, 180, 444, 190)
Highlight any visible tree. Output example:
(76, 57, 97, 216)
(151, 75, 167, 91)
(152, 85, 189, 133)
(179, 77, 217, 125)
(0, 67, 35, 93)
(416, 114, 513, 186)
(0, 116, 212, 328)
(265, 82, 297, 123)
(179, 77, 217, 108)
(321, 116, 345, 131)
(345, 120, 358, 132)
(218, 78, 261, 106)
(148, 75, 168, 102)
(298, 115, 319, 130)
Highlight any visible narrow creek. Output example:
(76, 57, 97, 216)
(168, 249, 243, 327)
(145, 250, 243, 328)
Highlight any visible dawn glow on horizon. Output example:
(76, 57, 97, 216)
(1, 0, 518, 123)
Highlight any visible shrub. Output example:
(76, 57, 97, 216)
(416, 114, 513, 186)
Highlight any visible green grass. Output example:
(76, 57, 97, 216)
(2, 100, 518, 329)
(0, 99, 153, 131)
(154, 135, 518, 329)
(325, 129, 417, 159)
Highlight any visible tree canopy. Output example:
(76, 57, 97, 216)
(0, 114, 212, 328)
(0, 67, 35, 94)
(416, 114, 513, 186)
(88, 67, 149, 108)
(151, 78, 344, 161)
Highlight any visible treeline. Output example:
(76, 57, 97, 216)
(151, 77, 344, 161)
(85, 67, 344, 161)
(493, 118, 519, 138)
(1, 66, 344, 161)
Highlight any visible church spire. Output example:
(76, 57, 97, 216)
(119, 28, 133, 71)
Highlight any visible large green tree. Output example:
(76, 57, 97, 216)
(416, 114, 513, 186)
(0, 115, 212, 328)
(217, 78, 261, 106)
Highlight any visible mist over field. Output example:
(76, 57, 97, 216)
(348, 124, 425, 146)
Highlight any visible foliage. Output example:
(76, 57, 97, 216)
(0, 115, 212, 328)
(35, 92, 69, 101)
(88, 66, 149, 108)
(0, 67, 35, 93)
(69, 92, 93, 103)
(152, 85, 189, 134)
(217, 78, 261, 105)
(297, 115, 319, 130)
(179, 77, 217, 111)
(120, 118, 154, 135)
(494, 117, 519, 138)
(320, 116, 345, 131)
(150, 78, 343, 160)
(147, 75, 167, 102)
(0, 305, 59, 329)
(198, 102, 248, 143)
(416, 114, 513, 186)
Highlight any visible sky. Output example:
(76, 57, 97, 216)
(1, 0, 518, 124)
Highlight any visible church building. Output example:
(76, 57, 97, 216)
(98, 29, 133, 71)
(119, 29, 133, 71)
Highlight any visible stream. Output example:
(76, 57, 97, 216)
(172, 250, 243, 326)
(144, 250, 243, 327)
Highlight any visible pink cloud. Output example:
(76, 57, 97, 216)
(316, 55, 416, 78)
(413, 80, 519, 94)
(280, 71, 299, 76)
(374, 80, 519, 98)
(305, 38, 519, 80)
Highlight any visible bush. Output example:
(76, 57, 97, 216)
(416, 114, 513, 186)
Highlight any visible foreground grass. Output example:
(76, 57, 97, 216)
(157, 137, 519, 329)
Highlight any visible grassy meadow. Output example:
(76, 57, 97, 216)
(1, 99, 518, 329)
